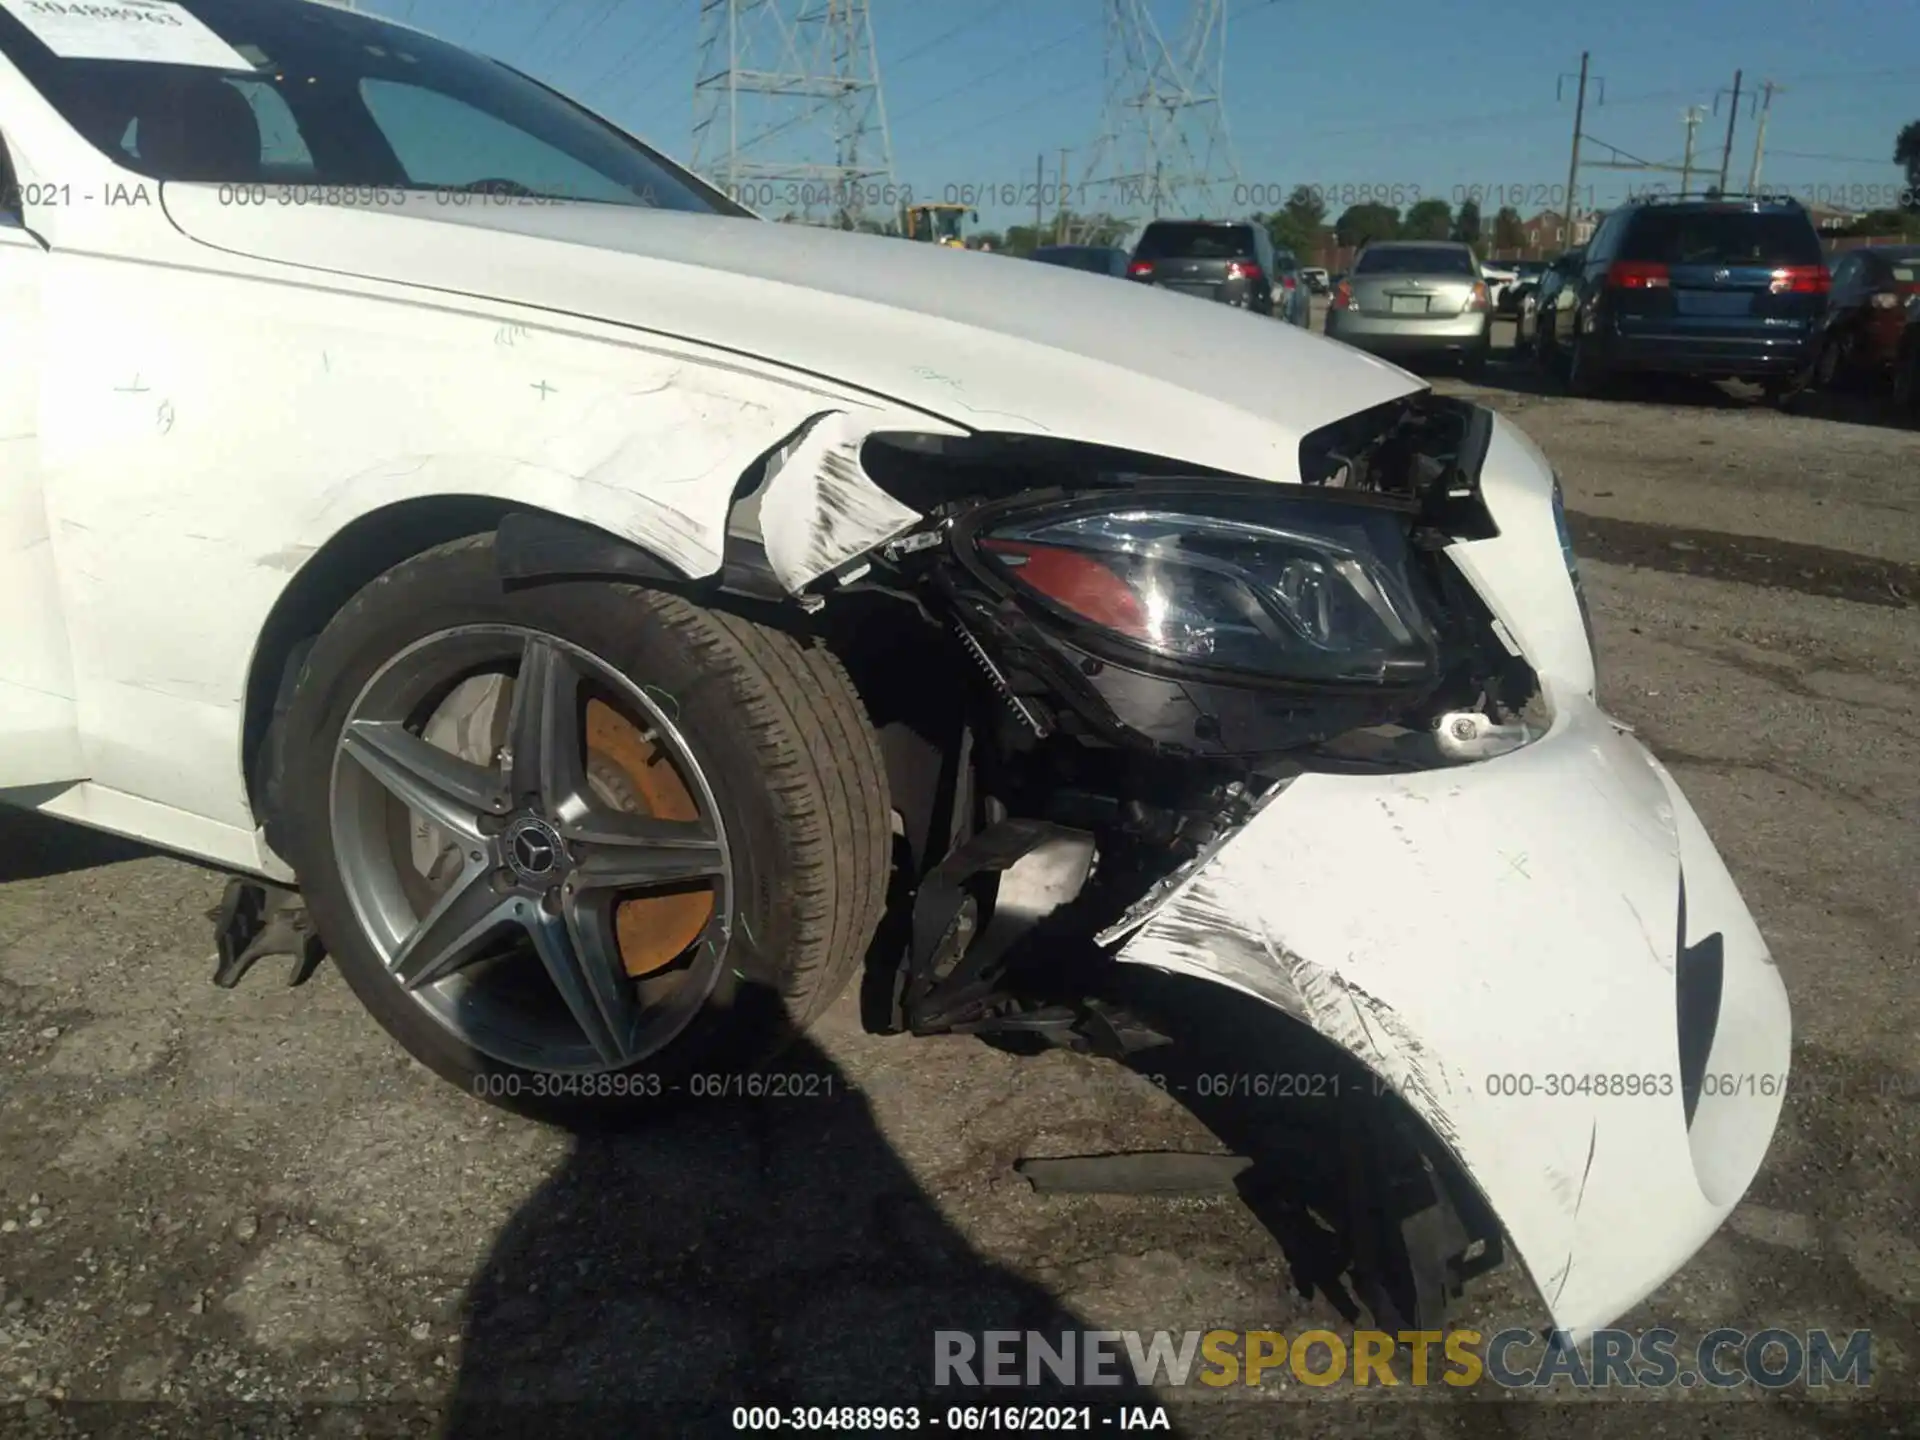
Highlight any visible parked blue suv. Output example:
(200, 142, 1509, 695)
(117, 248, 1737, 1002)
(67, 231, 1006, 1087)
(1540, 193, 1829, 401)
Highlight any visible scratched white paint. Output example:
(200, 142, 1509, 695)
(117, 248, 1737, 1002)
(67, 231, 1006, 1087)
(1119, 676, 1791, 1336)
(0, 221, 83, 785)
(156, 184, 1426, 486)
(756, 412, 934, 591)
(33, 252, 876, 835)
(1112, 418, 1784, 1336)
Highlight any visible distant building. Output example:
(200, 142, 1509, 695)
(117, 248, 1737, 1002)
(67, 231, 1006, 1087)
(1519, 209, 1597, 250)
(1803, 202, 1864, 233)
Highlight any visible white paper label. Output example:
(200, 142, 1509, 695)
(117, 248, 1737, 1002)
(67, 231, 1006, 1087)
(0, 0, 254, 69)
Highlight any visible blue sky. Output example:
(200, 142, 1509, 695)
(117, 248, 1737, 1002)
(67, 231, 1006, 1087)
(370, 0, 1919, 231)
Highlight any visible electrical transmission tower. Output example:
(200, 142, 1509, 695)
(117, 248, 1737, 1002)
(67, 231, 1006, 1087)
(1080, 0, 1242, 223)
(691, 0, 897, 229)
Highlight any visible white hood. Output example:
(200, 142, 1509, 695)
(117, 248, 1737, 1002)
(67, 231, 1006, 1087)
(159, 190, 1422, 482)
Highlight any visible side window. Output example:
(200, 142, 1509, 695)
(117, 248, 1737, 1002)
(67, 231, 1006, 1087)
(1830, 255, 1858, 293)
(1586, 214, 1615, 263)
(360, 79, 636, 202)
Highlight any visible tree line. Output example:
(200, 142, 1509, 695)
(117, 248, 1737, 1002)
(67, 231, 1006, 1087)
(800, 120, 1920, 255)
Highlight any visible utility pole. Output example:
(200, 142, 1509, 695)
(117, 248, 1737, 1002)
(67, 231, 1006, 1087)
(1747, 80, 1781, 193)
(1561, 53, 1591, 248)
(1716, 69, 1743, 194)
(1057, 146, 1070, 243)
(1680, 105, 1706, 194)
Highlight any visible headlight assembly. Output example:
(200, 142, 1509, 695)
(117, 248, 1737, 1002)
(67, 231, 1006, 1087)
(970, 495, 1445, 688)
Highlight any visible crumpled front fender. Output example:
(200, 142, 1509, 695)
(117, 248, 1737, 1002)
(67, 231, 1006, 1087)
(1113, 681, 1791, 1335)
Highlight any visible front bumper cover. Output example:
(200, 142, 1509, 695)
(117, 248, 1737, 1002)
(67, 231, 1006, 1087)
(1113, 680, 1790, 1335)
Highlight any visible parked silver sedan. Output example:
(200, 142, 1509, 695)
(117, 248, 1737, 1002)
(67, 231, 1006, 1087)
(1323, 240, 1494, 374)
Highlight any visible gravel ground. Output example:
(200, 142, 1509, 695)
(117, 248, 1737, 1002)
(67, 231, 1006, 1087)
(2, 314, 1915, 1436)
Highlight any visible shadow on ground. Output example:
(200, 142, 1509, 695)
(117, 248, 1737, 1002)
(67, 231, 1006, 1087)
(0, 803, 154, 884)
(440, 1025, 1180, 1437)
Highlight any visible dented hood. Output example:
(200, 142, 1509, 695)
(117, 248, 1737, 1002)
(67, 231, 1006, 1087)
(159, 189, 1423, 481)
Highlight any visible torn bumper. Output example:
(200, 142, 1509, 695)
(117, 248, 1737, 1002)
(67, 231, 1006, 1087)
(1114, 680, 1790, 1335)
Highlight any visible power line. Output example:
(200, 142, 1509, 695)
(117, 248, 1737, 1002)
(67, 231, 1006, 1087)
(890, 16, 1102, 126)
(1767, 147, 1896, 165)
(891, 0, 1025, 70)
(579, 7, 689, 103)
(889, 0, 1281, 131)
(544, 0, 626, 76)
(506, 1, 578, 75)
(453, 0, 500, 47)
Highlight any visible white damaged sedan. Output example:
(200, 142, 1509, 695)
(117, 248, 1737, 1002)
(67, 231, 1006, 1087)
(0, 0, 1787, 1339)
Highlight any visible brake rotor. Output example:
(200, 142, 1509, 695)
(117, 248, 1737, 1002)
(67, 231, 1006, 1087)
(584, 698, 716, 977)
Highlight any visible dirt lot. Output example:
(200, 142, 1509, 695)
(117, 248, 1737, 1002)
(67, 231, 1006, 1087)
(2, 316, 1917, 1436)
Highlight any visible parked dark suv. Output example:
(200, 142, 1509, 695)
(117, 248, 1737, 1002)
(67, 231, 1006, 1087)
(1126, 219, 1280, 317)
(1547, 194, 1829, 400)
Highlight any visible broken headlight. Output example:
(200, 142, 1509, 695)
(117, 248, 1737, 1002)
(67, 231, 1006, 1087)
(976, 497, 1442, 686)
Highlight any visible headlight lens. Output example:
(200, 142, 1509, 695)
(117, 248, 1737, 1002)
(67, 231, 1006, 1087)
(978, 499, 1441, 685)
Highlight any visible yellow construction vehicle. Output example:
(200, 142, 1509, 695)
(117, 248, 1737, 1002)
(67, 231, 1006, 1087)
(902, 202, 975, 247)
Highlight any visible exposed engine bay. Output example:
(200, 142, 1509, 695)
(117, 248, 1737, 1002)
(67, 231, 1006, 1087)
(825, 392, 1542, 972)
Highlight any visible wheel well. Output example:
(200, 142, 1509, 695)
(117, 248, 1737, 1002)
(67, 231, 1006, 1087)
(240, 495, 522, 822)
(242, 498, 957, 862)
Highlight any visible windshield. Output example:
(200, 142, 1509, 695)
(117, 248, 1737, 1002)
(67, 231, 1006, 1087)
(1034, 247, 1104, 272)
(0, 0, 736, 212)
(1619, 208, 1822, 267)
(1133, 223, 1255, 261)
(1355, 246, 1476, 276)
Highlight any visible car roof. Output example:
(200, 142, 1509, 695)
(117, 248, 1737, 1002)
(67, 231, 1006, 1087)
(1622, 196, 1808, 215)
(1360, 239, 1472, 250)
(1142, 218, 1252, 229)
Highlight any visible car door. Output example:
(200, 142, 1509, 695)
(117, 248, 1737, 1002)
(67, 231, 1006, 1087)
(1252, 227, 1278, 315)
(1538, 251, 1580, 351)
(1272, 247, 1301, 324)
(0, 126, 84, 788)
(1573, 213, 1621, 341)
(1819, 253, 1863, 351)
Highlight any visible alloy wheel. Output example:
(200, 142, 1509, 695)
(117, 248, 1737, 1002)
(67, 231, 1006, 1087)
(328, 625, 732, 1074)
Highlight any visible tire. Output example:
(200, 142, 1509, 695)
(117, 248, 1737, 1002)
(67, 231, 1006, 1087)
(1565, 329, 1609, 398)
(276, 532, 891, 1122)
(1811, 336, 1838, 391)
(1533, 318, 1560, 376)
(1893, 343, 1920, 423)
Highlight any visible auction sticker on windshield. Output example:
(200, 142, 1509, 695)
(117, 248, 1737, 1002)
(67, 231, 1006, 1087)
(0, 0, 253, 68)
